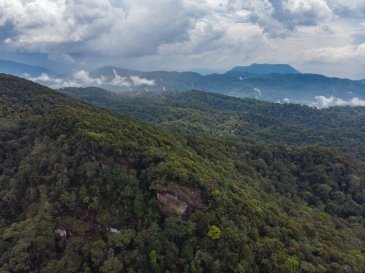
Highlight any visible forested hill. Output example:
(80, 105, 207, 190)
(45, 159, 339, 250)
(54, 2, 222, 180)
(60, 87, 365, 159)
(2, 75, 365, 272)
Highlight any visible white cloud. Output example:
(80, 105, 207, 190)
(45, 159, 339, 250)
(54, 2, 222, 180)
(26, 73, 80, 87)
(313, 96, 365, 108)
(73, 70, 105, 86)
(301, 43, 365, 63)
(111, 70, 130, 87)
(25, 71, 109, 88)
(0, 0, 204, 58)
(24, 70, 156, 88)
(0, 0, 365, 79)
(254, 87, 262, 97)
(284, 0, 332, 16)
(327, 0, 365, 17)
(130, 76, 155, 86)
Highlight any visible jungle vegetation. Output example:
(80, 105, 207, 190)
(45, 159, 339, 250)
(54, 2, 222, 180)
(0, 75, 365, 272)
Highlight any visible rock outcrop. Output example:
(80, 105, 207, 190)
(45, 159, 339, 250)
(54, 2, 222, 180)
(156, 186, 203, 220)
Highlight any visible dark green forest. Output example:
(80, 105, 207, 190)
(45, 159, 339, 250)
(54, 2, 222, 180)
(61, 87, 365, 159)
(1, 75, 365, 273)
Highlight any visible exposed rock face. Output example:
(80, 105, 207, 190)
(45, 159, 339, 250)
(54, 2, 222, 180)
(157, 192, 189, 216)
(156, 186, 203, 220)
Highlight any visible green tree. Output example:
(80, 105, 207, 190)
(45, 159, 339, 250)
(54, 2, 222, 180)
(207, 225, 221, 240)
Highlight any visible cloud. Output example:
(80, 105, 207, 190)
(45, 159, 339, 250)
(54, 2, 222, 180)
(301, 43, 365, 63)
(312, 96, 365, 108)
(26, 73, 64, 85)
(233, 0, 334, 38)
(73, 70, 107, 86)
(253, 87, 262, 98)
(26, 73, 80, 87)
(327, 0, 365, 18)
(281, 0, 332, 25)
(111, 70, 130, 87)
(0, 0, 365, 79)
(130, 76, 155, 86)
(25, 70, 155, 88)
(0, 0, 204, 58)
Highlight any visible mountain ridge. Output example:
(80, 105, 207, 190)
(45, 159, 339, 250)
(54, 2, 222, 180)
(1, 60, 365, 106)
(227, 63, 300, 75)
(1, 74, 365, 272)
(0, 59, 53, 77)
(82, 65, 365, 105)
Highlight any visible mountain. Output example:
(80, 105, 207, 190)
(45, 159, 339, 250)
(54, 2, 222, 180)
(226, 63, 300, 76)
(90, 66, 255, 96)
(60, 87, 365, 159)
(10, 62, 364, 106)
(0, 59, 52, 77)
(88, 65, 365, 105)
(2, 74, 365, 272)
(227, 73, 365, 104)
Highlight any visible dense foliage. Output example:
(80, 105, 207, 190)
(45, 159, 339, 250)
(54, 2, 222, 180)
(1, 75, 365, 272)
(61, 88, 365, 159)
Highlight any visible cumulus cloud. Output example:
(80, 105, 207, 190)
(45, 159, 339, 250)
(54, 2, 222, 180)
(282, 0, 332, 25)
(327, 0, 365, 18)
(0, 0, 203, 58)
(312, 96, 365, 108)
(0, 0, 365, 79)
(73, 70, 105, 86)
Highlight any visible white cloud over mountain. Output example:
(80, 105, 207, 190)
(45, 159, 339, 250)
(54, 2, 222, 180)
(26, 70, 155, 88)
(313, 96, 365, 108)
(0, 0, 364, 79)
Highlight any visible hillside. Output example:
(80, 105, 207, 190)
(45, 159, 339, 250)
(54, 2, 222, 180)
(60, 87, 365, 160)
(1, 75, 365, 272)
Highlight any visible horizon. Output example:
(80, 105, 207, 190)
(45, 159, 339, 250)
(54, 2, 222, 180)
(0, 1, 364, 80)
(1, 58, 364, 82)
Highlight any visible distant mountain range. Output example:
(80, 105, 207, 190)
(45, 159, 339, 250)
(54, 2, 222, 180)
(88, 65, 365, 106)
(1, 59, 364, 106)
(0, 59, 53, 77)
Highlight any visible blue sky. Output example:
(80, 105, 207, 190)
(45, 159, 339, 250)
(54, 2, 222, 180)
(0, 0, 364, 79)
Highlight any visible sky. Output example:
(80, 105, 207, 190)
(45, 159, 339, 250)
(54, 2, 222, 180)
(0, 0, 364, 79)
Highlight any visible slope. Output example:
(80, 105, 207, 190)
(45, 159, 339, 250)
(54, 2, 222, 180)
(60, 87, 365, 160)
(1, 75, 365, 272)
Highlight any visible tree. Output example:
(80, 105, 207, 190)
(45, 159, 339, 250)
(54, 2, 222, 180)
(284, 256, 300, 273)
(207, 225, 221, 240)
